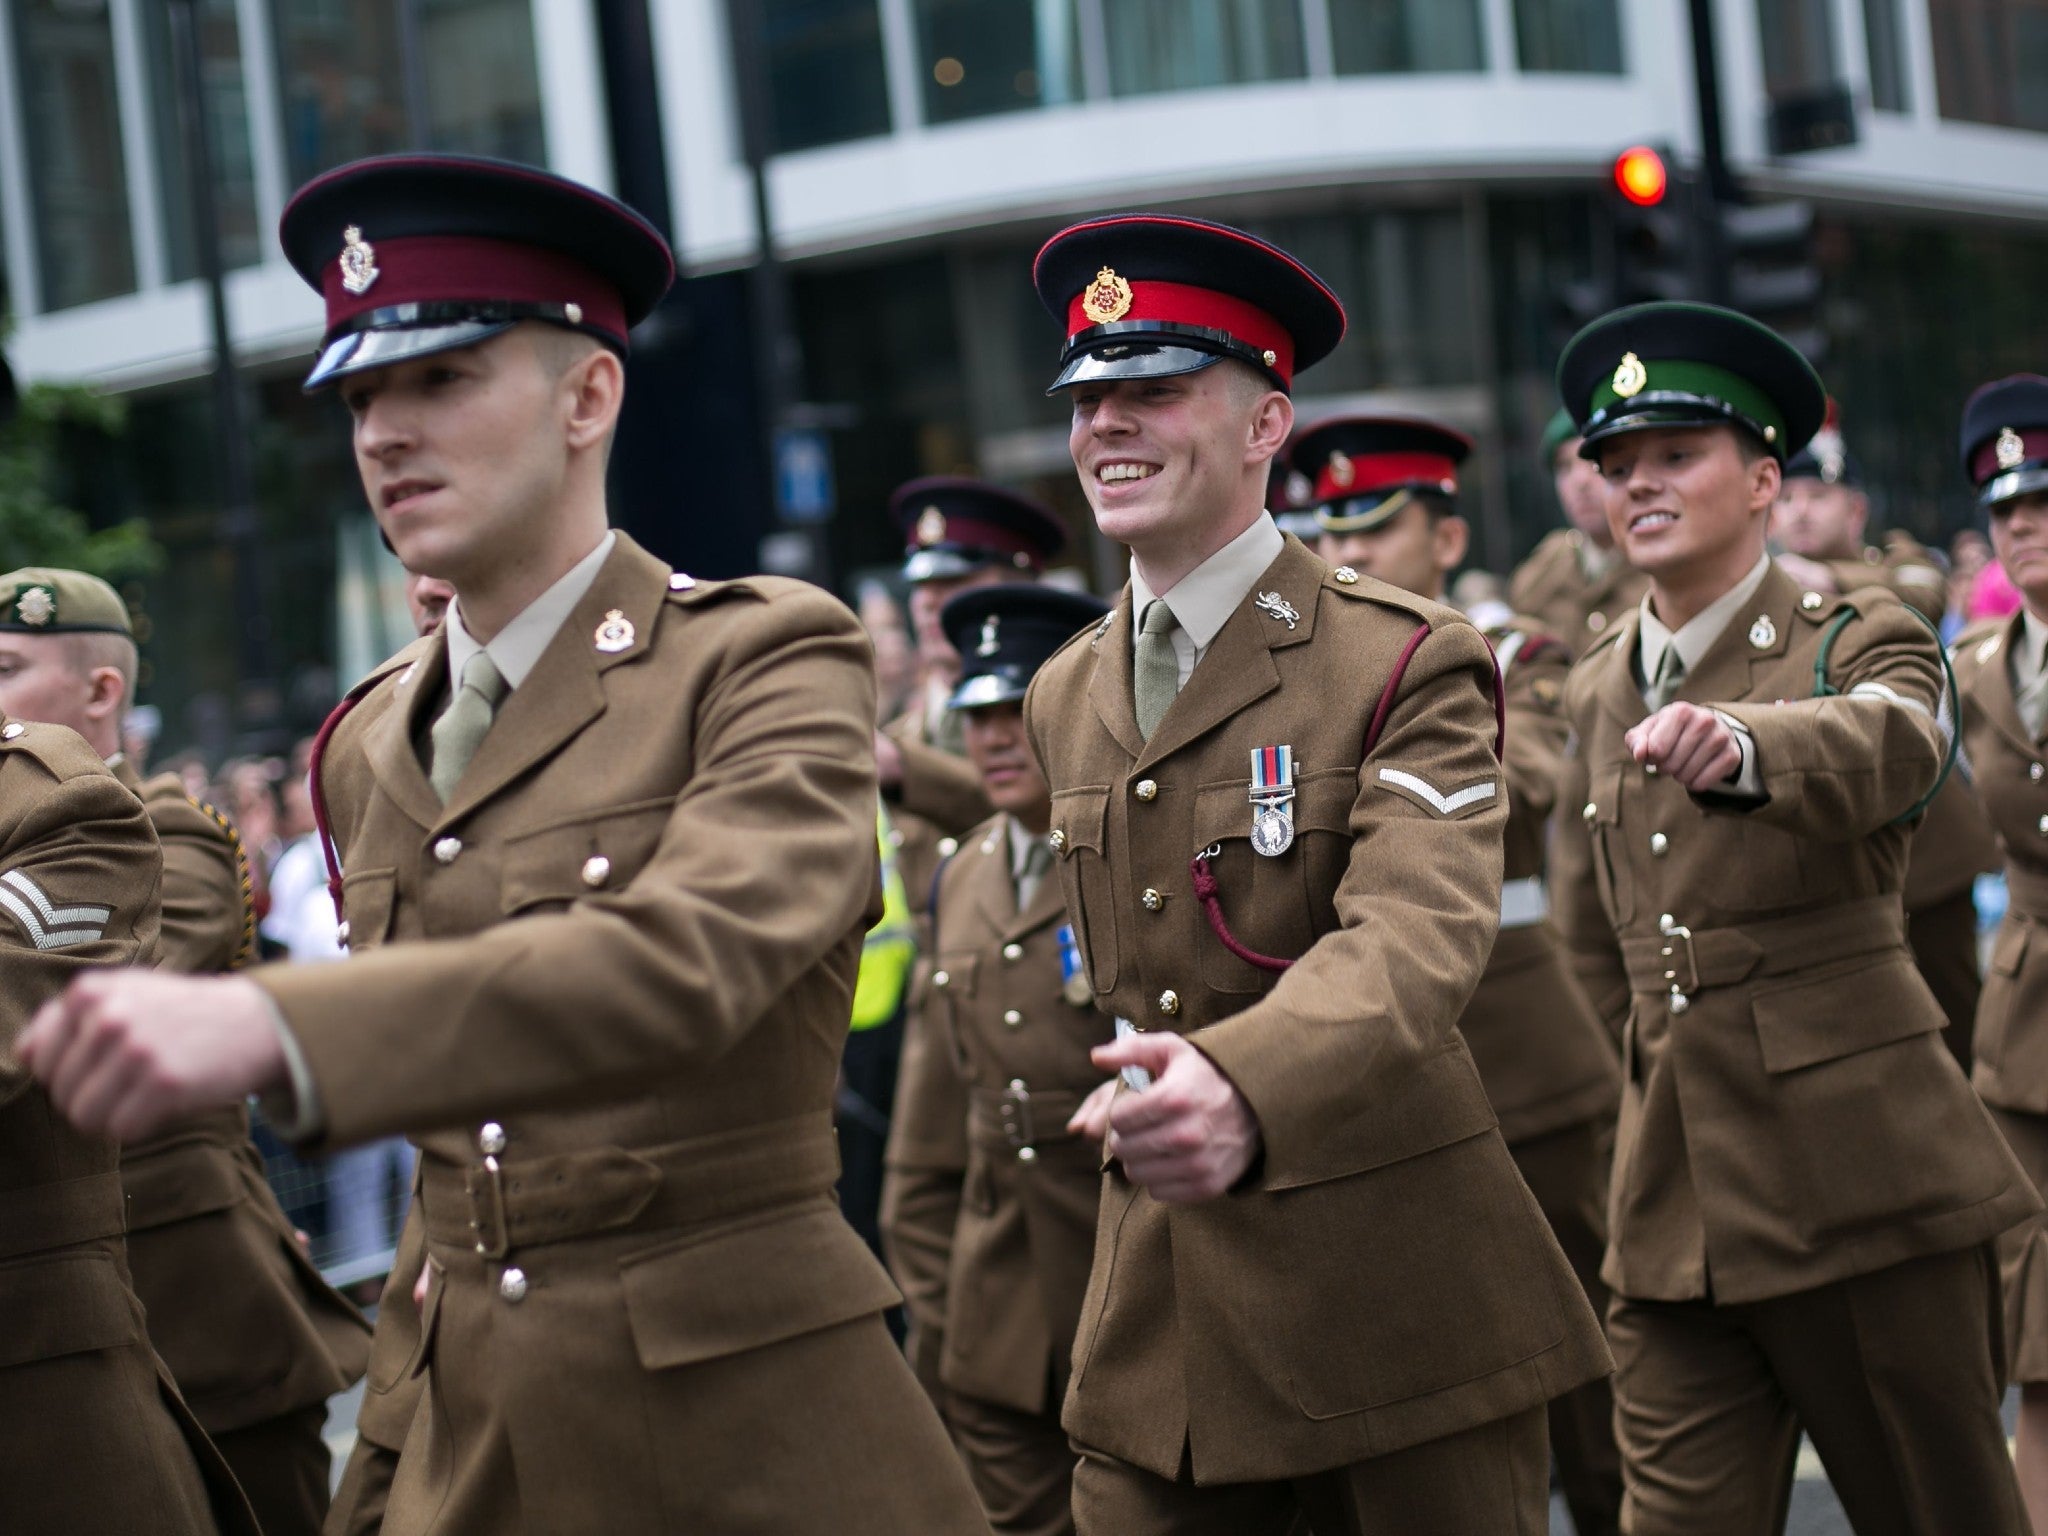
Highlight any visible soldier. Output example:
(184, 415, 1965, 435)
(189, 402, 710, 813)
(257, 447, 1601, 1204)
(885, 582, 1113, 1535)
(1771, 418, 1999, 1066)
(1948, 373, 2048, 1534)
(1510, 407, 1648, 642)
(19, 153, 989, 1535)
(1301, 415, 1625, 1536)
(1549, 300, 2035, 1534)
(1021, 213, 1610, 1534)
(0, 568, 371, 1536)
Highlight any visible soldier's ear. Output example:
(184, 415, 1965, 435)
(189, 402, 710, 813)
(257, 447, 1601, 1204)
(1435, 514, 1470, 573)
(1245, 388, 1293, 465)
(1747, 451, 1783, 516)
(563, 347, 625, 454)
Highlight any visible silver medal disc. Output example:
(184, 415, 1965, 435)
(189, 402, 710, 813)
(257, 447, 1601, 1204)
(1250, 806, 1295, 857)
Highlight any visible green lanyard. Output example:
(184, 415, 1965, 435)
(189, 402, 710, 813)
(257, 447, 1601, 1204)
(1810, 603, 1958, 824)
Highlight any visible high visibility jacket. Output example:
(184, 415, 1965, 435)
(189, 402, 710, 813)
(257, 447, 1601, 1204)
(851, 802, 916, 1031)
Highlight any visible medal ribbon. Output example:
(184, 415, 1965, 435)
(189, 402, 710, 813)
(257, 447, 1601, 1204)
(1250, 744, 1295, 804)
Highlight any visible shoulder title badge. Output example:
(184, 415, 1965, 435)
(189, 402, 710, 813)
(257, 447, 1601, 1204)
(1081, 267, 1134, 326)
(339, 225, 380, 296)
(1612, 352, 1648, 399)
(1998, 427, 2028, 471)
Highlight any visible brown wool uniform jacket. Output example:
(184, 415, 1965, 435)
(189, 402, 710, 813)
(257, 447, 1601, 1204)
(1508, 527, 1649, 649)
(0, 716, 254, 1535)
(254, 535, 987, 1536)
(1954, 615, 2048, 1113)
(1464, 617, 1621, 1139)
(1551, 562, 2037, 1305)
(112, 761, 371, 1434)
(885, 813, 1114, 1416)
(1023, 535, 1610, 1483)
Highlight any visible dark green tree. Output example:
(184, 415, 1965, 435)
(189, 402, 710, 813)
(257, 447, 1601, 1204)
(0, 379, 161, 582)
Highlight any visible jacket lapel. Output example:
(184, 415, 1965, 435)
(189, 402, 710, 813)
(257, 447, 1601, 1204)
(1007, 867, 1069, 942)
(1596, 608, 1651, 732)
(1087, 590, 1144, 758)
(1672, 563, 1794, 708)
(364, 629, 449, 830)
(1965, 610, 2037, 761)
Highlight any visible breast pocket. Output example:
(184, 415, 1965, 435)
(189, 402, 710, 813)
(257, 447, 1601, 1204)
(1049, 787, 1116, 993)
(340, 868, 397, 952)
(500, 797, 676, 917)
(1190, 767, 1353, 993)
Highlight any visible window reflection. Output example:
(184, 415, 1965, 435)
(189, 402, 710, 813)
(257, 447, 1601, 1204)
(419, 0, 546, 163)
(1514, 0, 1623, 73)
(1930, 0, 2048, 132)
(270, 0, 409, 183)
(1862, 0, 1910, 110)
(1101, 0, 1306, 96)
(1328, 0, 1485, 74)
(144, 0, 262, 282)
(915, 0, 1082, 123)
(12, 0, 137, 310)
(765, 0, 893, 151)
(1754, 0, 1838, 96)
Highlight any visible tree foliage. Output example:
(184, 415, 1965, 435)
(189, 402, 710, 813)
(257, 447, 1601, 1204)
(0, 381, 162, 582)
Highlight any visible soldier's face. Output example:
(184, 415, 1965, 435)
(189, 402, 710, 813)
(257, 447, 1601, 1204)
(1551, 443, 1612, 548)
(0, 636, 98, 738)
(961, 700, 1050, 820)
(1317, 506, 1467, 602)
(1989, 491, 2048, 608)
(341, 330, 571, 584)
(1067, 366, 1290, 551)
(1596, 427, 1778, 580)
(908, 567, 1008, 670)
(1772, 479, 1867, 560)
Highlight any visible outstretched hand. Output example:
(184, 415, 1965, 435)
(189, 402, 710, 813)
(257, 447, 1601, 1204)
(1625, 702, 1743, 792)
(1081, 1032, 1261, 1203)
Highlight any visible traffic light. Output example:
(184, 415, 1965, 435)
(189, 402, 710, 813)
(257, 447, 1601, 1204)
(1607, 145, 1695, 305)
(1718, 198, 1824, 362)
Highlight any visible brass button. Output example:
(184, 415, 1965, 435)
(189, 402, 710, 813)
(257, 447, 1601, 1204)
(433, 836, 462, 864)
(1158, 989, 1180, 1016)
(1582, 802, 1597, 823)
(1669, 991, 1691, 1015)
(1650, 833, 1669, 857)
(2038, 816, 2048, 838)
(937, 837, 959, 858)
(337, 920, 352, 946)
(477, 1121, 507, 1156)
(1800, 591, 1824, 611)
(932, 970, 951, 988)
(1134, 779, 1158, 802)
(2033, 764, 2044, 783)
(1017, 1145, 1038, 1163)
(581, 855, 611, 888)
(1644, 763, 1658, 776)
(0, 723, 22, 741)
(1333, 566, 1358, 584)
(1003, 1009, 1023, 1028)
(1142, 888, 1163, 911)
(1002, 943, 1024, 961)
(499, 1267, 528, 1303)
(1587, 611, 1608, 633)
(1049, 830, 1067, 853)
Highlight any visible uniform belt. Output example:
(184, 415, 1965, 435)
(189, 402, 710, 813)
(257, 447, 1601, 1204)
(2007, 865, 2048, 922)
(1619, 894, 1907, 1001)
(967, 1083, 1088, 1151)
(0, 1171, 128, 1262)
(419, 1113, 842, 1261)
(1498, 876, 1549, 930)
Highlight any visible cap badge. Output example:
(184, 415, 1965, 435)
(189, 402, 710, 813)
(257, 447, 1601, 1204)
(14, 586, 56, 627)
(594, 609, 636, 653)
(1329, 450, 1355, 489)
(976, 615, 1001, 658)
(1254, 591, 1300, 631)
(1998, 427, 2027, 471)
(339, 225, 380, 296)
(1081, 267, 1134, 326)
(1748, 614, 1777, 650)
(916, 506, 947, 547)
(1612, 352, 1648, 399)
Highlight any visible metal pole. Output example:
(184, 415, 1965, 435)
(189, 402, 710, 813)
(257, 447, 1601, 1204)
(165, 0, 278, 744)
(723, 0, 803, 446)
(1686, 0, 1735, 303)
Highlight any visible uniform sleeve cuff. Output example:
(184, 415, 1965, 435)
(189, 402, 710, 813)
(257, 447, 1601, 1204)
(257, 990, 326, 1143)
(1693, 710, 1767, 806)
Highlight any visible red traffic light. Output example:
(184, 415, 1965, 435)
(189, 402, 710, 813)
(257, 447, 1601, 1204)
(1613, 146, 1669, 207)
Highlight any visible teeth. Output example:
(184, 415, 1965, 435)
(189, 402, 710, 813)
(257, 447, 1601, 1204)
(1099, 463, 1158, 484)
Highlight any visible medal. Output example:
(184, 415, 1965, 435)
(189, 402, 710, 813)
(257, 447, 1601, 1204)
(1248, 744, 1297, 857)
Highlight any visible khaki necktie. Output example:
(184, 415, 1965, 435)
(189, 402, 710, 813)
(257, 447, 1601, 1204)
(1015, 835, 1054, 911)
(1645, 644, 1686, 711)
(2020, 645, 2048, 741)
(429, 651, 507, 803)
(1134, 599, 1182, 739)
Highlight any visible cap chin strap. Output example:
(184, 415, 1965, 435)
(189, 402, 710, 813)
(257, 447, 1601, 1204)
(1316, 488, 1412, 535)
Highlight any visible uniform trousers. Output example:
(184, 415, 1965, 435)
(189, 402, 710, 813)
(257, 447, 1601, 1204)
(948, 1388, 1077, 1536)
(1070, 1406, 1549, 1536)
(212, 1402, 333, 1536)
(325, 1436, 399, 1536)
(1509, 1119, 1623, 1536)
(1908, 887, 1982, 1072)
(1607, 1243, 2023, 1536)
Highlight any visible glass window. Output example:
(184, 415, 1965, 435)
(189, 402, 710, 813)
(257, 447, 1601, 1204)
(269, 0, 410, 185)
(1863, 0, 1910, 109)
(143, 0, 263, 283)
(1514, 0, 1622, 73)
(914, 0, 1082, 123)
(1755, 0, 1839, 96)
(1329, 0, 1485, 74)
(419, 0, 546, 162)
(1930, 0, 2048, 132)
(11, 0, 137, 311)
(764, 0, 892, 152)
(1101, 0, 1306, 96)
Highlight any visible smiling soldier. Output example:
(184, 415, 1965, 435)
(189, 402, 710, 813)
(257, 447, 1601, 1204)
(16, 154, 990, 1536)
(1020, 214, 1611, 1535)
(1549, 301, 2035, 1535)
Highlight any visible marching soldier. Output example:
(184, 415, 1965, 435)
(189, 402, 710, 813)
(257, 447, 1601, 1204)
(1022, 214, 1610, 1533)
(885, 582, 1113, 1535)
(1549, 301, 2035, 1534)
(1771, 420, 1999, 1065)
(19, 154, 989, 1535)
(1948, 373, 2048, 1534)
(1509, 407, 1648, 643)
(1301, 415, 1624, 1536)
(0, 568, 371, 1536)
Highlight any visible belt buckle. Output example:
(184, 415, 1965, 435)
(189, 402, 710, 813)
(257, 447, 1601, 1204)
(999, 1079, 1036, 1150)
(467, 1155, 511, 1260)
(1658, 913, 1699, 1015)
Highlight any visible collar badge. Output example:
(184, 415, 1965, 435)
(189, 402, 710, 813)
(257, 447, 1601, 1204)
(594, 609, 636, 654)
(1081, 267, 1134, 325)
(1254, 591, 1300, 631)
(1612, 351, 1648, 399)
(1998, 427, 2027, 471)
(339, 225, 380, 296)
(1748, 614, 1777, 650)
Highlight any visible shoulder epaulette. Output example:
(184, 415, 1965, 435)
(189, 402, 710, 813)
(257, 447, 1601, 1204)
(188, 795, 258, 969)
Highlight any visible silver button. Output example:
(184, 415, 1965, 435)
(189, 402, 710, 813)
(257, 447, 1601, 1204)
(1002, 943, 1024, 962)
(337, 920, 352, 946)
(1048, 830, 1067, 853)
(0, 723, 22, 741)
(2038, 816, 2048, 838)
(1587, 611, 1608, 633)
(932, 970, 950, 988)
(581, 855, 611, 888)
(433, 836, 462, 864)
(1134, 780, 1158, 802)
(477, 1121, 507, 1155)
(1002, 1009, 1023, 1028)
(1583, 802, 1597, 823)
(668, 571, 695, 591)
(1644, 763, 1658, 776)
(1142, 888, 1163, 911)
(937, 837, 959, 858)
(888, 827, 906, 847)
(1333, 566, 1359, 584)
(1017, 1145, 1038, 1163)
(1801, 591, 1825, 611)
(1158, 989, 1180, 1016)
(499, 1267, 528, 1303)
(1669, 990, 1690, 1015)
(2033, 764, 2044, 783)
(1650, 833, 1669, 857)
